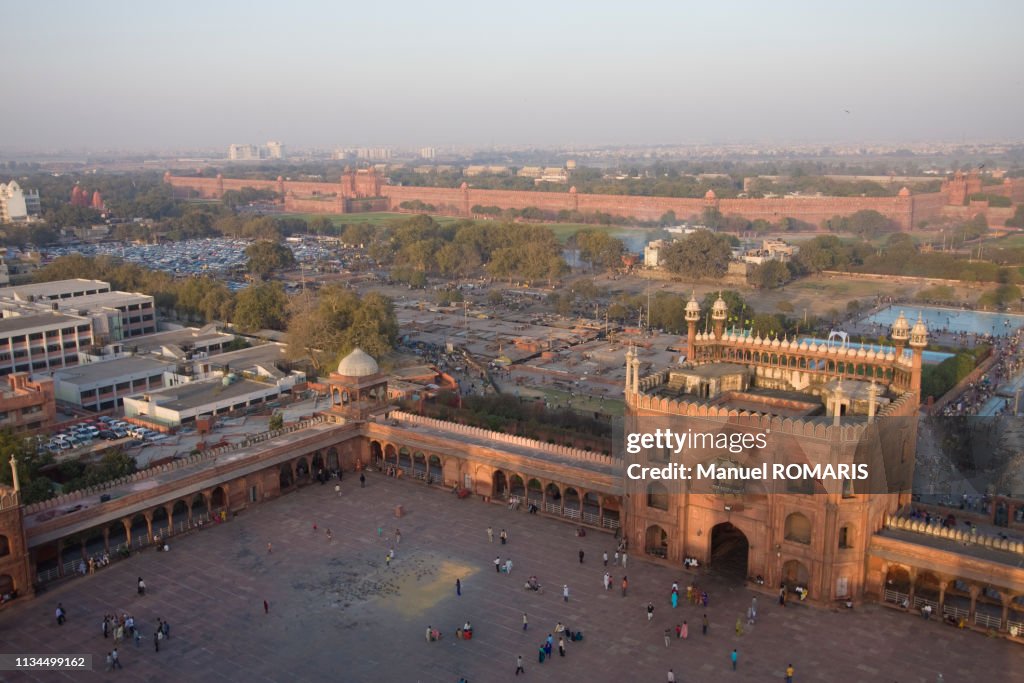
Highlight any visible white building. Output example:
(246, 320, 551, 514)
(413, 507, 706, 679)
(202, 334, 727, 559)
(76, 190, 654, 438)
(265, 141, 286, 159)
(0, 181, 40, 223)
(227, 144, 261, 161)
(419, 147, 436, 160)
(0, 279, 157, 376)
(52, 355, 182, 411)
(122, 365, 304, 427)
(644, 239, 669, 268)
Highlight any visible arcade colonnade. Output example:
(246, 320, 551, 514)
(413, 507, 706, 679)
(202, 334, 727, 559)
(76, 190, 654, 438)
(370, 439, 622, 530)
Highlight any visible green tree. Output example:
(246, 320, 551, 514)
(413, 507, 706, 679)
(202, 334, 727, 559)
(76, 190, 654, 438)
(286, 287, 398, 372)
(574, 230, 625, 272)
(234, 282, 288, 331)
(661, 231, 735, 278)
(747, 260, 793, 289)
(245, 240, 297, 280)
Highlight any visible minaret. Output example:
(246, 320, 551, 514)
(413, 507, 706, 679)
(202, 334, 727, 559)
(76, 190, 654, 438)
(631, 346, 641, 394)
(832, 380, 844, 426)
(867, 380, 878, 424)
(890, 311, 910, 358)
(711, 292, 727, 341)
(624, 345, 636, 395)
(908, 314, 928, 399)
(684, 291, 701, 362)
(8, 453, 19, 493)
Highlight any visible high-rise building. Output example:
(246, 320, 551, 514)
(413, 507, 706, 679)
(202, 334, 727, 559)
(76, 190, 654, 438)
(357, 148, 392, 161)
(265, 141, 286, 159)
(0, 182, 39, 223)
(227, 144, 261, 161)
(419, 147, 436, 160)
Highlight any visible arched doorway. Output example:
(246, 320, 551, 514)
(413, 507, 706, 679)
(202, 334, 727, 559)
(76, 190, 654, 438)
(781, 559, 810, 594)
(527, 479, 542, 507)
(370, 441, 383, 465)
(311, 452, 325, 476)
(413, 452, 426, 479)
(151, 507, 169, 538)
(544, 483, 561, 512)
(563, 488, 581, 519)
(509, 474, 526, 498)
(492, 471, 508, 499)
(645, 524, 669, 558)
(211, 486, 226, 511)
(0, 574, 12, 596)
(709, 522, 749, 580)
(327, 447, 339, 471)
(279, 463, 293, 489)
(428, 455, 443, 483)
(398, 447, 411, 471)
(190, 493, 208, 522)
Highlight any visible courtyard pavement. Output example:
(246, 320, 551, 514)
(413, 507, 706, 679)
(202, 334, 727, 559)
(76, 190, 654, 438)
(2, 474, 1023, 682)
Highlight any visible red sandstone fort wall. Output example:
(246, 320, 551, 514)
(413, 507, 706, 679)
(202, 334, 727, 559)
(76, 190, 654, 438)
(165, 174, 1020, 232)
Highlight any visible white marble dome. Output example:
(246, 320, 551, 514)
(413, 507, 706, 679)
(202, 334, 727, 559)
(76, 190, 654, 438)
(336, 348, 379, 377)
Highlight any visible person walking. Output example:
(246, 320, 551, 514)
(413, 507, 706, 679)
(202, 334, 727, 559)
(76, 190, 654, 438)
(558, 636, 566, 657)
(621, 576, 628, 597)
(103, 615, 109, 638)
(731, 648, 739, 671)
(578, 549, 585, 564)
(495, 556, 501, 573)
(56, 603, 66, 626)
(667, 669, 676, 683)
(522, 612, 528, 631)
(153, 632, 160, 653)
(603, 551, 608, 567)
(622, 551, 628, 569)
(395, 528, 401, 546)
(603, 572, 611, 591)
(647, 602, 655, 622)
(562, 585, 570, 602)
(359, 472, 365, 488)
(161, 619, 170, 640)
(264, 600, 269, 614)
(664, 628, 671, 647)
(501, 529, 508, 545)
(111, 647, 122, 670)
(515, 655, 525, 675)
(456, 578, 462, 596)
(614, 550, 619, 565)
(386, 553, 391, 568)
(671, 591, 678, 609)
(267, 542, 272, 554)
(702, 613, 709, 636)
(488, 526, 494, 543)
(785, 663, 795, 683)
(104, 652, 113, 672)
(505, 559, 513, 575)
(137, 577, 146, 596)
(681, 621, 688, 639)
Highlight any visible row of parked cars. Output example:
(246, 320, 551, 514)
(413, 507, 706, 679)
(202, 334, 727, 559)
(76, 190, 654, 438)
(44, 416, 166, 454)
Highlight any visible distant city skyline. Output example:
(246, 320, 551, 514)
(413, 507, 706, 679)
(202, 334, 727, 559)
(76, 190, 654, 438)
(2, 0, 1022, 152)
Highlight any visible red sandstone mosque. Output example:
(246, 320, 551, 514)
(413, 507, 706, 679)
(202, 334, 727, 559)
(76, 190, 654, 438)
(1, 323, 1024, 635)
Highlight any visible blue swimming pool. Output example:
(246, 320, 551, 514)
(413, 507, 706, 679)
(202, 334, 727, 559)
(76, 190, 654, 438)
(798, 338, 954, 365)
(862, 305, 1024, 337)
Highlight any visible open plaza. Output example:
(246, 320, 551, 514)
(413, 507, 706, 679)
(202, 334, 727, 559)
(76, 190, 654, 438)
(1, 474, 1022, 682)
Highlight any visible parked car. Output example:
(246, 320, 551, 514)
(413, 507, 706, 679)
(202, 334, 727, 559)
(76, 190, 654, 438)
(98, 416, 115, 424)
(145, 433, 168, 443)
(98, 430, 118, 440)
(111, 428, 128, 438)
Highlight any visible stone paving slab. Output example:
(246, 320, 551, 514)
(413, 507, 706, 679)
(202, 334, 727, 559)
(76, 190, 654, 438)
(1, 474, 1023, 682)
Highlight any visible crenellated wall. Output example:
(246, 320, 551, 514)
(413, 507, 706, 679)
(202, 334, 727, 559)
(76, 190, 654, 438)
(166, 172, 1021, 231)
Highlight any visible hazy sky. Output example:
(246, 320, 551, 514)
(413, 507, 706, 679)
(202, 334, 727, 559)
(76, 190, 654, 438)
(3, 0, 1022, 151)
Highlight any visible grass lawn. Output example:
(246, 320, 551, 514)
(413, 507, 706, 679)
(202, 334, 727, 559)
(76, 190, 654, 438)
(278, 211, 658, 247)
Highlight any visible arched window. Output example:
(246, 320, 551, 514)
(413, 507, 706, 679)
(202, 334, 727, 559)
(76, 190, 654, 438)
(0, 535, 8, 558)
(784, 512, 812, 545)
(647, 482, 669, 511)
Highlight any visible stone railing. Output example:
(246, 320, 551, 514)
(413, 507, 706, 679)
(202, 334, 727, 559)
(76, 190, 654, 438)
(24, 416, 326, 515)
(884, 513, 1024, 555)
(386, 411, 616, 465)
